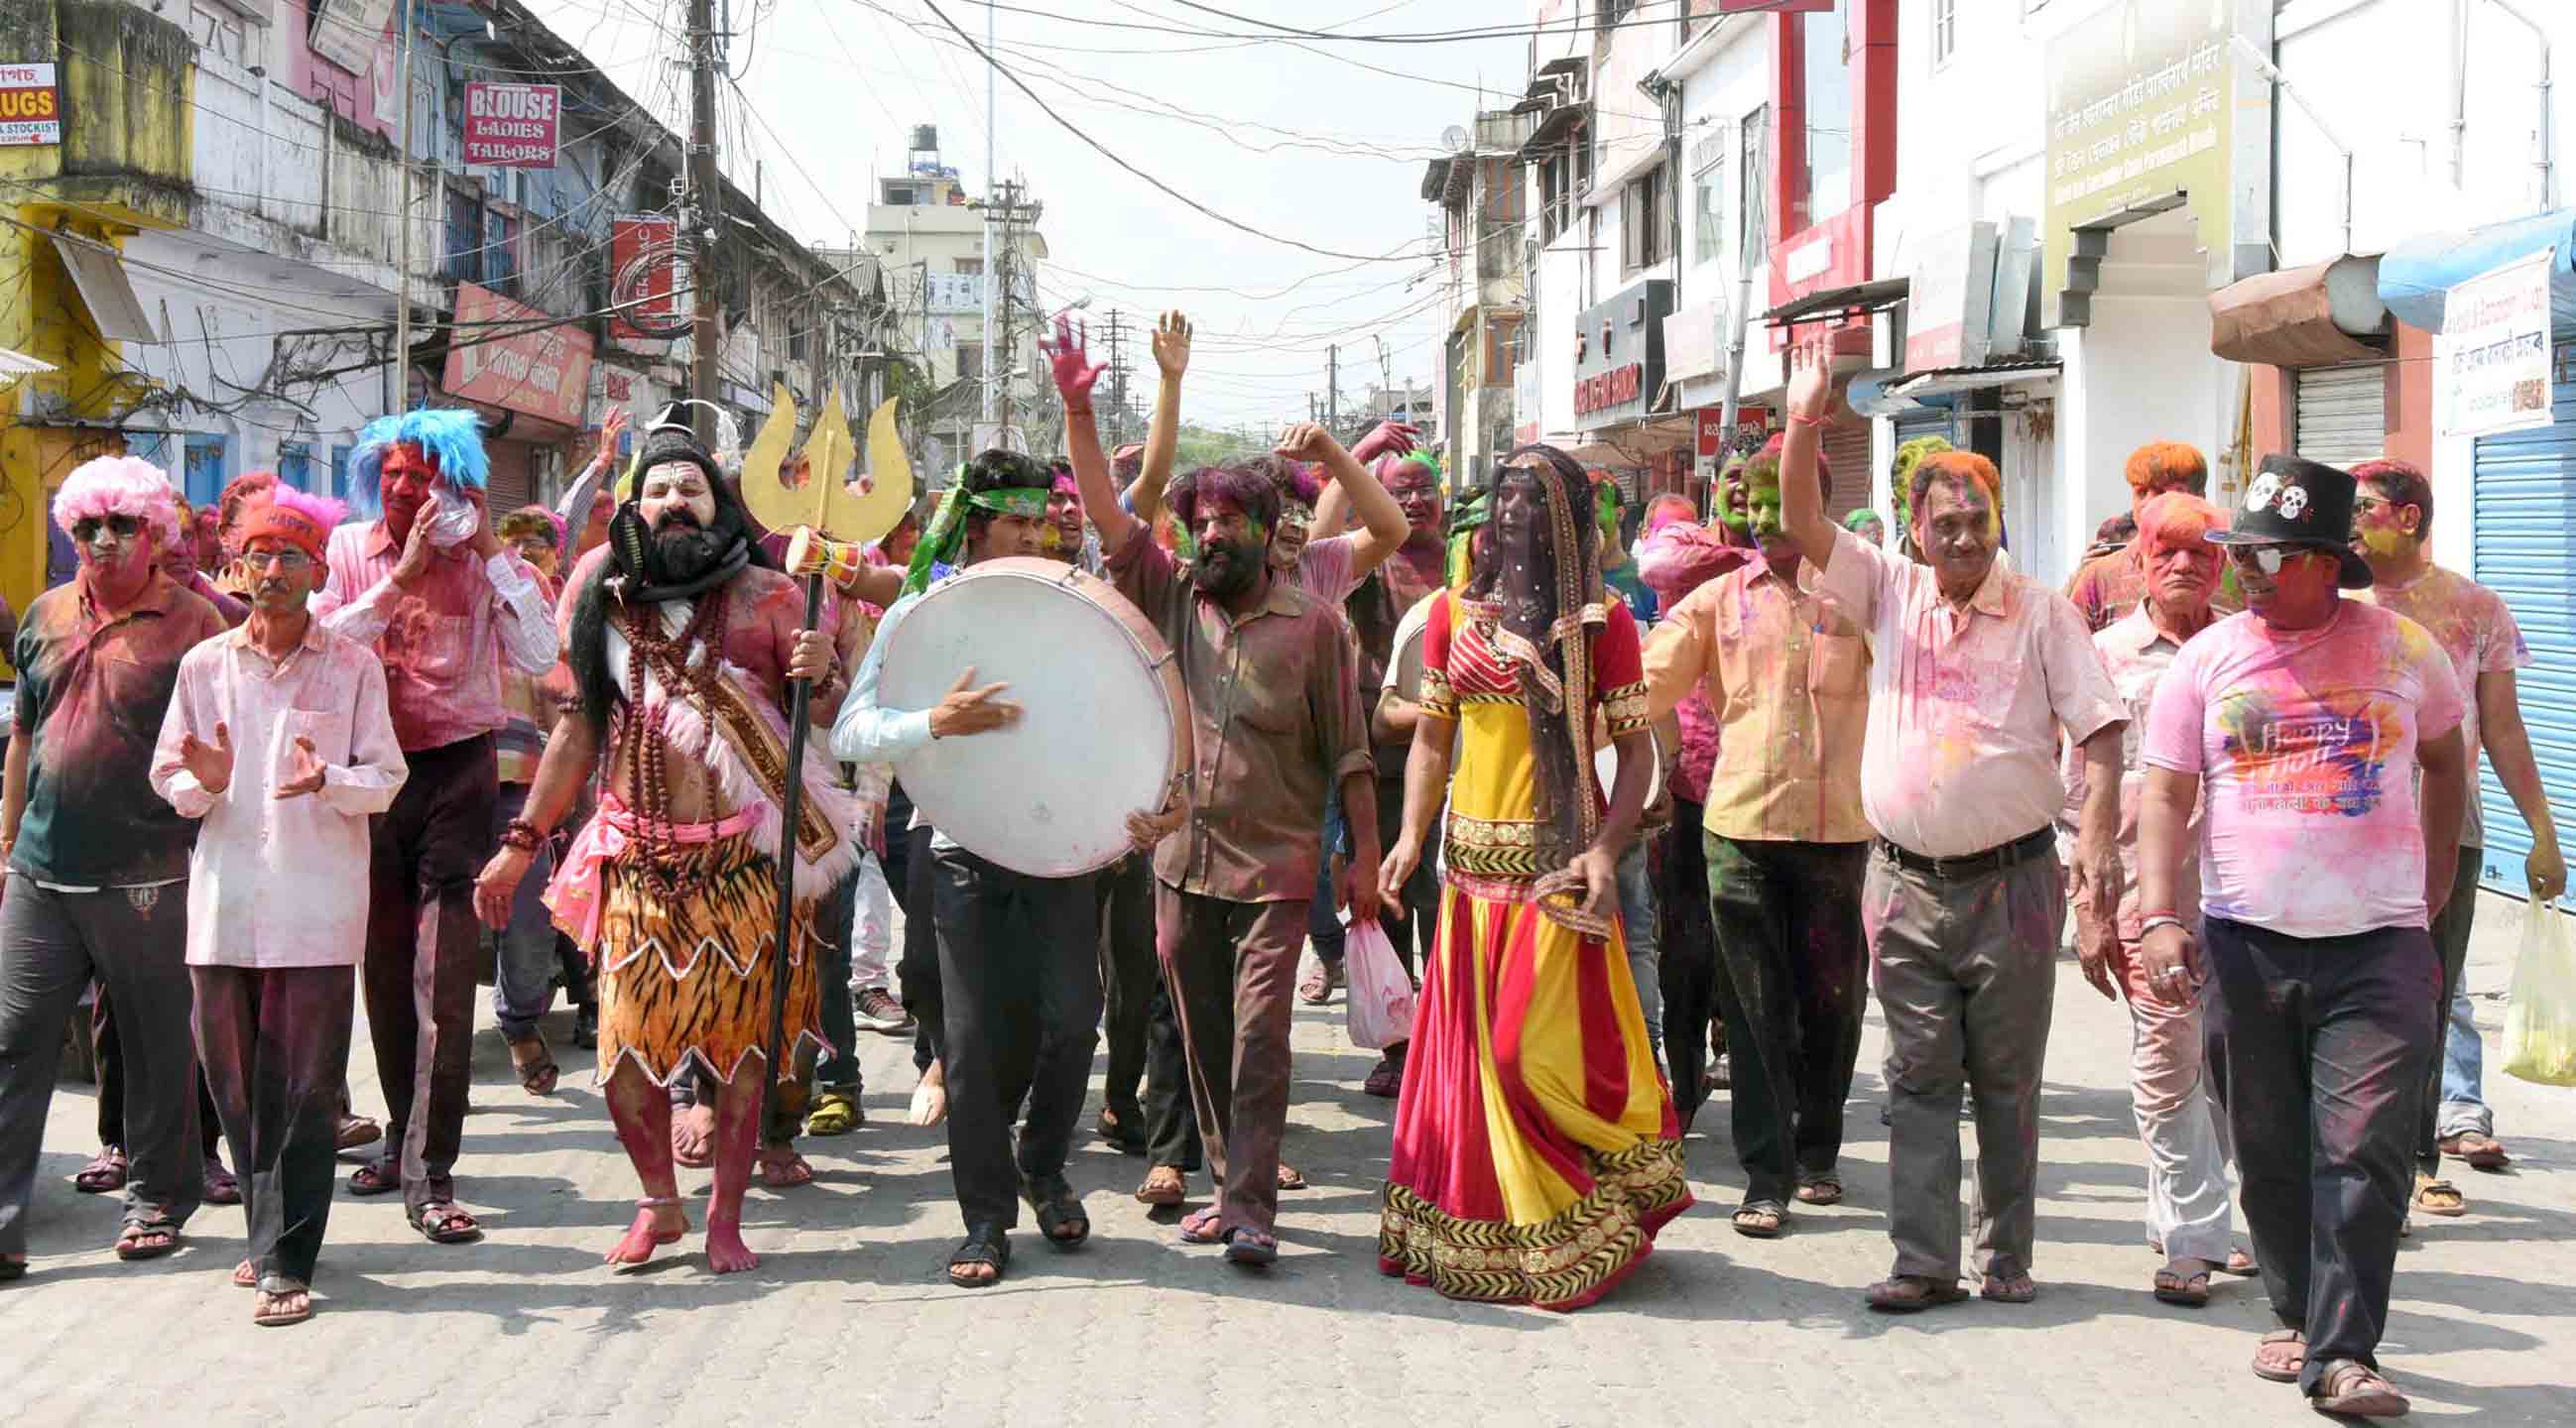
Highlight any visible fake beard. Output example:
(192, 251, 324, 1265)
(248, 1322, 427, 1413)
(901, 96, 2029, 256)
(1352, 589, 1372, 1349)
(1192, 536, 1263, 599)
(649, 514, 733, 584)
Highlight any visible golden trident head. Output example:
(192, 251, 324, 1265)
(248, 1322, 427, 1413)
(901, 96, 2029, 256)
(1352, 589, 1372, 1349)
(740, 383, 915, 549)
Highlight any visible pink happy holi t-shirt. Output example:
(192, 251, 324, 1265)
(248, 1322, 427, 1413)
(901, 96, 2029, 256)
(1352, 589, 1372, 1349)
(2141, 601, 2466, 938)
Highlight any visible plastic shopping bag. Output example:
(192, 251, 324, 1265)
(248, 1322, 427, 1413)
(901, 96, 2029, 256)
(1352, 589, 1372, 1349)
(1343, 917, 1417, 1051)
(2503, 898, 2576, 1088)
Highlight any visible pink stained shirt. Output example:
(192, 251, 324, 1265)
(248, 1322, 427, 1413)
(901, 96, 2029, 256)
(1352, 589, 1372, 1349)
(1637, 522, 1756, 803)
(1813, 524, 2125, 859)
(151, 620, 410, 968)
(2358, 564, 2530, 846)
(2141, 601, 2466, 938)
(2057, 606, 2204, 942)
(316, 520, 558, 753)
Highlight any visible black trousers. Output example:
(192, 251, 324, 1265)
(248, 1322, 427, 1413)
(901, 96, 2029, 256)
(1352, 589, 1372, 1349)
(932, 846, 1100, 1230)
(93, 983, 224, 1157)
(885, 780, 942, 1074)
(1704, 834, 1869, 1205)
(1656, 799, 1725, 1130)
(192, 966, 353, 1285)
(2204, 916, 2438, 1394)
(1143, 974, 1204, 1171)
(1095, 853, 1157, 1122)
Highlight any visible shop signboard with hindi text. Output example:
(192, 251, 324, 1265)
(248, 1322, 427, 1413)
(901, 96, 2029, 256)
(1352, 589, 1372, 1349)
(443, 282, 593, 430)
(0, 62, 60, 146)
(310, 0, 399, 78)
(2440, 249, 2555, 440)
(609, 216, 685, 346)
(2041, 0, 2271, 327)
(462, 82, 561, 169)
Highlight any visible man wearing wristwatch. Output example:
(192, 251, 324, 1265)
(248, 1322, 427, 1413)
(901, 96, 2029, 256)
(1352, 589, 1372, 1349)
(1775, 344, 2128, 1314)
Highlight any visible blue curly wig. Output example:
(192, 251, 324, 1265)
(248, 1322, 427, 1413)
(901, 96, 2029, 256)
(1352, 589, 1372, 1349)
(349, 409, 490, 516)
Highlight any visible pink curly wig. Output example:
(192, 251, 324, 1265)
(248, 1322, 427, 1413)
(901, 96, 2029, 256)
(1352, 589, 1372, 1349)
(54, 456, 183, 549)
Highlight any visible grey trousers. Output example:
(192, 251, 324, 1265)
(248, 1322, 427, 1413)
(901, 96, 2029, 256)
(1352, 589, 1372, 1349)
(0, 873, 202, 1255)
(1865, 839, 2062, 1282)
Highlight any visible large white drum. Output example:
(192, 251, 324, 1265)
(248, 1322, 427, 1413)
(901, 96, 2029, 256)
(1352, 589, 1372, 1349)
(877, 557, 1190, 878)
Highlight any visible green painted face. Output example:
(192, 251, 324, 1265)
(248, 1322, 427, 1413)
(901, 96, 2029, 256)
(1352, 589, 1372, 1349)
(1746, 474, 1784, 541)
(1716, 461, 1754, 535)
(1594, 483, 1620, 542)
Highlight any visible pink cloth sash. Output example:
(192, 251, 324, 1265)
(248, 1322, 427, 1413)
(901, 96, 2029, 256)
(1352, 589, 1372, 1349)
(545, 794, 766, 949)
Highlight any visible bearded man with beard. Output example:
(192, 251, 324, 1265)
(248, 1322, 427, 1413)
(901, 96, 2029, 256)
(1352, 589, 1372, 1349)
(471, 433, 853, 1271)
(1050, 317, 1378, 1268)
(316, 410, 556, 1246)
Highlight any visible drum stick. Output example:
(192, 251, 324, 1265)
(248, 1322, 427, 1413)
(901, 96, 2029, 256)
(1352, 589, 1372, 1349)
(757, 566, 826, 1140)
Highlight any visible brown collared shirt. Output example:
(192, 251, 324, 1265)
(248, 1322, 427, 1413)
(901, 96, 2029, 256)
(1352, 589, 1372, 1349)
(1108, 530, 1373, 902)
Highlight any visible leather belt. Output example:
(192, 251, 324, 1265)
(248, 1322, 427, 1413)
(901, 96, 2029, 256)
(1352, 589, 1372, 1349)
(1876, 826, 2054, 882)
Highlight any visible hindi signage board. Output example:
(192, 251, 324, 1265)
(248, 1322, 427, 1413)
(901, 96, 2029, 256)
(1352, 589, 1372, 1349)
(609, 215, 685, 345)
(310, 0, 398, 78)
(443, 282, 593, 429)
(0, 62, 61, 146)
(2440, 249, 2554, 440)
(462, 82, 560, 169)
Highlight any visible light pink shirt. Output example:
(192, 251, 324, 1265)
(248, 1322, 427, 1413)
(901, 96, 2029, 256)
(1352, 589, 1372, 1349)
(152, 621, 409, 969)
(2058, 607, 2203, 941)
(1292, 533, 1363, 606)
(2141, 602, 2465, 938)
(1814, 525, 2124, 858)
(316, 520, 558, 753)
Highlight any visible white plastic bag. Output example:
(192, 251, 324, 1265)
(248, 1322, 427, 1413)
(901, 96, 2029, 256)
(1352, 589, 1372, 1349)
(1343, 917, 1417, 1051)
(2504, 898, 2576, 1088)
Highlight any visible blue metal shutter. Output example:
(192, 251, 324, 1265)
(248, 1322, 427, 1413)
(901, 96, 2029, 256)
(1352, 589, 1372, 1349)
(2469, 344, 2576, 903)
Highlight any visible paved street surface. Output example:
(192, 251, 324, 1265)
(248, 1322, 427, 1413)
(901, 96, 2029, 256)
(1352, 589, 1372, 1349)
(9, 890, 2574, 1426)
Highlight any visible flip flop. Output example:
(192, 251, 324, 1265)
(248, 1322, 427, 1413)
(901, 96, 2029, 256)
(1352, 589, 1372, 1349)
(1795, 1173, 1843, 1206)
(1137, 1165, 1187, 1206)
(252, 1276, 314, 1328)
(1222, 1227, 1278, 1266)
(804, 1092, 861, 1136)
(2413, 1175, 2468, 1218)
(1275, 1163, 1307, 1192)
(1177, 1206, 1226, 1245)
(2153, 1260, 2213, 1307)
(2252, 1329, 2306, 1383)
(1981, 1270, 2038, 1303)
(757, 1149, 815, 1189)
(1866, 1275, 1968, 1313)
(2441, 1130, 2512, 1172)
(1732, 1201, 1787, 1239)
(113, 1218, 183, 1261)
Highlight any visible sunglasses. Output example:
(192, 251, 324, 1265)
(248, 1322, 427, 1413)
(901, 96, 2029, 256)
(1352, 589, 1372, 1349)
(2223, 543, 2322, 575)
(69, 515, 143, 544)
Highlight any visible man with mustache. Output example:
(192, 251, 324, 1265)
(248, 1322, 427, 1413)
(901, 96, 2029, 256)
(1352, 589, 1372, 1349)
(151, 487, 406, 1326)
(1053, 318, 1378, 1267)
(0, 458, 230, 1281)
(475, 430, 852, 1271)
(2138, 455, 2468, 1416)
(1778, 350, 2128, 1313)
(315, 410, 557, 1246)
(2348, 458, 2560, 1217)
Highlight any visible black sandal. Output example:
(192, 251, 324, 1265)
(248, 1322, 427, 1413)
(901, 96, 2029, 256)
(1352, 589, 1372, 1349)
(947, 1221, 1010, 1287)
(1023, 1172, 1091, 1250)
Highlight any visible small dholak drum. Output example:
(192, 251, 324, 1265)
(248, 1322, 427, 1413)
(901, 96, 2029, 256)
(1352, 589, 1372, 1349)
(876, 556, 1190, 878)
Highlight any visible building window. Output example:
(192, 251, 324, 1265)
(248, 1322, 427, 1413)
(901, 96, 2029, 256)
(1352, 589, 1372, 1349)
(957, 342, 983, 384)
(1931, 0, 1958, 68)
(953, 256, 984, 275)
(1794, 3, 1852, 232)
(1483, 158, 1526, 223)
(883, 182, 918, 205)
(1573, 120, 1593, 197)
(1693, 145, 1726, 266)
(485, 207, 521, 298)
(1621, 164, 1669, 275)
(1595, 0, 1637, 22)
(1483, 316, 1522, 386)
(1741, 104, 1768, 258)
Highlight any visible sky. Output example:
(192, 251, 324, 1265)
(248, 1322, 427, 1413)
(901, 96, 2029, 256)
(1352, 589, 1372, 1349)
(522, 0, 1533, 432)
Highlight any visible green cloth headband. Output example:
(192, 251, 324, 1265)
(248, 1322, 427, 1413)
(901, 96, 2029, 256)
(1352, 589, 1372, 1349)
(902, 484, 1051, 596)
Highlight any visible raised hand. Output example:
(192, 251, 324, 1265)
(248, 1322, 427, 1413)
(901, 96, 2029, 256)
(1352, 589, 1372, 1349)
(1349, 421, 1419, 467)
(274, 736, 326, 799)
(1151, 310, 1193, 380)
(1787, 336, 1835, 421)
(1042, 311, 1108, 406)
(1273, 421, 1344, 466)
(178, 722, 235, 795)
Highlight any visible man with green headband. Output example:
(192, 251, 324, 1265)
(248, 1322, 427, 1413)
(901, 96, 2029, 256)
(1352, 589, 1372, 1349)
(833, 447, 1105, 1288)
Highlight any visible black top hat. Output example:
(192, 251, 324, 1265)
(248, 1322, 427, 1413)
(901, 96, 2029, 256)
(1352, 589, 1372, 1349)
(2205, 454, 2374, 590)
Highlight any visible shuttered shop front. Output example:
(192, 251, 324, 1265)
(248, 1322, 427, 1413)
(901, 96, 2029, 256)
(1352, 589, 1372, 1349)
(2294, 364, 2389, 467)
(2469, 343, 2576, 901)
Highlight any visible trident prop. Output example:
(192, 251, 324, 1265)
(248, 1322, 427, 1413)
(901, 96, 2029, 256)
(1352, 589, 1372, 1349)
(739, 385, 914, 1138)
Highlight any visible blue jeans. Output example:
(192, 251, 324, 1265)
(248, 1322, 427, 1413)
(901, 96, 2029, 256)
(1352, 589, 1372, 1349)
(1309, 798, 1350, 965)
(1618, 839, 1661, 1057)
(490, 783, 560, 1041)
(2438, 987, 2492, 1137)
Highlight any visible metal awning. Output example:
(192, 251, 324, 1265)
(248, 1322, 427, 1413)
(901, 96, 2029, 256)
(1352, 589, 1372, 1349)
(1519, 99, 1590, 158)
(1418, 158, 1454, 203)
(2207, 254, 2389, 367)
(2379, 208, 2576, 331)
(1884, 359, 2061, 400)
(0, 346, 55, 380)
(50, 233, 158, 344)
(1760, 277, 1909, 327)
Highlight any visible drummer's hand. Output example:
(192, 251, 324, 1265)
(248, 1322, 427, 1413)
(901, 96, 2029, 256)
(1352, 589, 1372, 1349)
(928, 666, 1020, 739)
(1378, 835, 1420, 909)
(1570, 843, 1618, 921)
(1341, 840, 1385, 923)
(786, 630, 833, 684)
(1126, 802, 1185, 853)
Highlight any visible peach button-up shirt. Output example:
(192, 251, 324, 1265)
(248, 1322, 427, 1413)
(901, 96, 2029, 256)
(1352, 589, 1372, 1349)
(1813, 526, 2124, 859)
(1644, 557, 1872, 844)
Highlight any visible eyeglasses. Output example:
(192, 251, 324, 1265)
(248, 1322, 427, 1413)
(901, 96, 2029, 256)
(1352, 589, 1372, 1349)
(69, 515, 143, 543)
(2223, 543, 2317, 575)
(241, 549, 313, 572)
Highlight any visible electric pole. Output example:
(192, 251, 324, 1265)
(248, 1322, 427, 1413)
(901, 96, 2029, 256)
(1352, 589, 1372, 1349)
(1102, 308, 1131, 446)
(1326, 344, 1340, 437)
(686, 0, 723, 444)
(975, 178, 1042, 442)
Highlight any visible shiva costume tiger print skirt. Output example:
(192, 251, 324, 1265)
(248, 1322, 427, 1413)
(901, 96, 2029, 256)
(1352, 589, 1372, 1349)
(590, 830, 829, 1092)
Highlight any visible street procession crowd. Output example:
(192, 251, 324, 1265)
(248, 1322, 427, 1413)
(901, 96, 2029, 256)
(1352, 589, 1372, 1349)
(0, 295, 2559, 1420)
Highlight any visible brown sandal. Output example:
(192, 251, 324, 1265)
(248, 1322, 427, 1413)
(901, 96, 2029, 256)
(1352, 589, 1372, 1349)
(507, 1034, 558, 1097)
(2310, 1361, 2407, 1417)
(1136, 1164, 1186, 1206)
(2251, 1328, 2306, 1383)
(1865, 1274, 1968, 1313)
